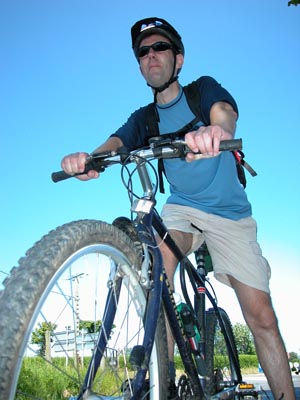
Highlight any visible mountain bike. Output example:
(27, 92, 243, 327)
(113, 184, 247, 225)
(0, 136, 260, 399)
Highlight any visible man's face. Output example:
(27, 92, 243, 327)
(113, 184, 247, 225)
(138, 34, 183, 88)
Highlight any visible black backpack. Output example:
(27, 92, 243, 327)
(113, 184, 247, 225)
(145, 80, 257, 193)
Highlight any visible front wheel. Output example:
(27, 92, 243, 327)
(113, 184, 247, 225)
(0, 219, 169, 399)
(205, 307, 242, 396)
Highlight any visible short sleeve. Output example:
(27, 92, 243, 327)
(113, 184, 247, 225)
(196, 76, 238, 124)
(110, 107, 149, 150)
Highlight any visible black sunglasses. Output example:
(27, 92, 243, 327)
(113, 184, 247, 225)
(137, 41, 173, 58)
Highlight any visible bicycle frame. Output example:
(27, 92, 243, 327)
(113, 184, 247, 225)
(79, 154, 241, 398)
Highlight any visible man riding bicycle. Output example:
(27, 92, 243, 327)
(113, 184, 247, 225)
(61, 17, 295, 400)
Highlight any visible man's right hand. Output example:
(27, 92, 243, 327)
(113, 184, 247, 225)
(61, 152, 99, 181)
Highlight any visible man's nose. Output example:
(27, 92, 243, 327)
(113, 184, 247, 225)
(147, 48, 157, 58)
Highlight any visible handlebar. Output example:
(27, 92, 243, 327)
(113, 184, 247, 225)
(51, 138, 242, 183)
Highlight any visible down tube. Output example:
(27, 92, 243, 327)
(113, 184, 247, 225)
(131, 243, 164, 399)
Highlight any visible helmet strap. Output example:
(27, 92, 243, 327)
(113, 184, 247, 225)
(147, 52, 179, 103)
(150, 75, 179, 102)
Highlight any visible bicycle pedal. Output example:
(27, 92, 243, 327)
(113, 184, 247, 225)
(235, 382, 261, 399)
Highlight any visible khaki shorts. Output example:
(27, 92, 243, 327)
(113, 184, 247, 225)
(161, 204, 271, 293)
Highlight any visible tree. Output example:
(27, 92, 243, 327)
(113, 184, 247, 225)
(31, 321, 57, 356)
(79, 319, 116, 338)
(233, 323, 255, 355)
(289, 352, 300, 363)
(288, 0, 300, 5)
(79, 320, 102, 333)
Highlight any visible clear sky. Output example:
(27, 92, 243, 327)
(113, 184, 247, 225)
(1, 1, 299, 353)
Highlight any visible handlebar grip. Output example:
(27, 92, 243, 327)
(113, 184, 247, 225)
(52, 160, 106, 183)
(219, 138, 242, 151)
(51, 170, 74, 183)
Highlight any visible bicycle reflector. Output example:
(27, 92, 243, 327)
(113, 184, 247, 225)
(239, 384, 255, 389)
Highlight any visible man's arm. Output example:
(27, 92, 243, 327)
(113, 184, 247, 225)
(210, 101, 237, 137)
(91, 136, 124, 155)
(185, 101, 237, 161)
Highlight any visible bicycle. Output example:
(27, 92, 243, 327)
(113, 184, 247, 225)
(0, 136, 260, 399)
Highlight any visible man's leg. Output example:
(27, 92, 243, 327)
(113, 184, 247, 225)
(229, 276, 295, 400)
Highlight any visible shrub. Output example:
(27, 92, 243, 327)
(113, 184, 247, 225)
(239, 354, 259, 369)
(174, 354, 258, 373)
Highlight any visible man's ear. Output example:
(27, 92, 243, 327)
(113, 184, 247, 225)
(176, 53, 184, 70)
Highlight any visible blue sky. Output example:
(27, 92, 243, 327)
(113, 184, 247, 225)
(1, 1, 299, 353)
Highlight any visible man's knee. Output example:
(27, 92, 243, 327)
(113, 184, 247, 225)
(230, 276, 278, 332)
(168, 229, 193, 254)
(156, 230, 193, 288)
(156, 229, 193, 256)
(252, 307, 279, 334)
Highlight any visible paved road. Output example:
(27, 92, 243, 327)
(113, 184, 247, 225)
(244, 373, 300, 399)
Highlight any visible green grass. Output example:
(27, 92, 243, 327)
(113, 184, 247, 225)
(16, 354, 260, 398)
(16, 357, 80, 399)
(16, 356, 135, 399)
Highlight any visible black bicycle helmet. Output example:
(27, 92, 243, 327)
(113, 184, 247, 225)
(131, 17, 185, 98)
(131, 17, 184, 59)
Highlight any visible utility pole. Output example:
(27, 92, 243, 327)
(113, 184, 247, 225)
(67, 272, 87, 367)
(45, 330, 51, 361)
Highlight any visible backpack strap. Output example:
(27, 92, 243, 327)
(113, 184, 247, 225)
(183, 80, 207, 125)
(233, 150, 257, 188)
(145, 103, 167, 192)
(145, 102, 160, 139)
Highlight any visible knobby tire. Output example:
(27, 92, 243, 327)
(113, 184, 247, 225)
(0, 220, 169, 400)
